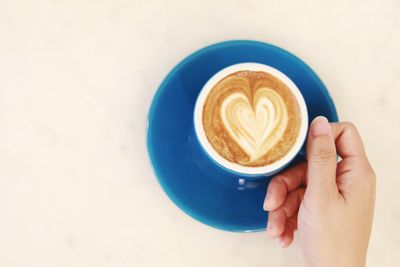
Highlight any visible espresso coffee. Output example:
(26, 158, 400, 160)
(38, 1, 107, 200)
(202, 70, 301, 167)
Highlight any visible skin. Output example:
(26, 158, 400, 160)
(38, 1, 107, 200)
(263, 117, 376, 267)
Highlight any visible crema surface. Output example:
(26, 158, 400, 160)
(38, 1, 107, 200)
(202, 71, 301, 167)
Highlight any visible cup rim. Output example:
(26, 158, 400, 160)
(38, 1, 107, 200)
(193, 62, 309, 176)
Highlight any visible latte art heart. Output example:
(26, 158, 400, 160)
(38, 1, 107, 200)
(220, 88, 288, 162)
(202, 70, 301, 167)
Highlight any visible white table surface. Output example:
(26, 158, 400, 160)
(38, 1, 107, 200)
(0, 0, 399, 266)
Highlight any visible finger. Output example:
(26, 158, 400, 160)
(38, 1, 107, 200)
(266, 188, 304, 239)
(266, 208, 285, 239)
(331, 122, 375, 189)
(306, 116, 338, 194)
(288, 213, 298, 231)
(279, 214, 298, 248)
(279, 187, 305, 218)
(263, 162, 307, 211)
(279, 228, 294, 248)
(330, 122, 367, 160)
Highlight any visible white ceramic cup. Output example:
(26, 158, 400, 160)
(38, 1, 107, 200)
(193, 62, 309, 177)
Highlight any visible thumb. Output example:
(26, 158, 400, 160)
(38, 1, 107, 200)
(306, 116, 338, 195)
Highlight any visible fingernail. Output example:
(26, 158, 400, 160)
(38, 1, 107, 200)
(263, 194, 270, 211)
(311, 116, 331, 137)
(279, 237, 286, 248)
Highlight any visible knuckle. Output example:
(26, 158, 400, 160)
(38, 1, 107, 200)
(311, 145, 337, 163)
(269, 175, 283, 189)
(342, 121, 358, 134)
(366, 164, 377, 185)
(273, 174, 285, 182)
(274, 175, 287, 186)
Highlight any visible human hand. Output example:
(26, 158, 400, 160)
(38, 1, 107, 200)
(263, 117, 376, 267)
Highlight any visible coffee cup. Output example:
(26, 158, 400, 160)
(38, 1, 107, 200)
(194, 62, 308, 176)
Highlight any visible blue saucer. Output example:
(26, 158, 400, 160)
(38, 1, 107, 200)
(147, 40, 338, 232)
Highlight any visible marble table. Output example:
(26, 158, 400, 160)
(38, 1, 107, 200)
(0, 0, 399, 266)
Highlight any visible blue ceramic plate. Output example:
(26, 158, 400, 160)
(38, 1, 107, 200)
(147, 40, 338, 232)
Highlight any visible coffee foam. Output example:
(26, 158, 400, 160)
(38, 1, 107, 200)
(220, 87, 288, 163)
(201, 70, 301, 167)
